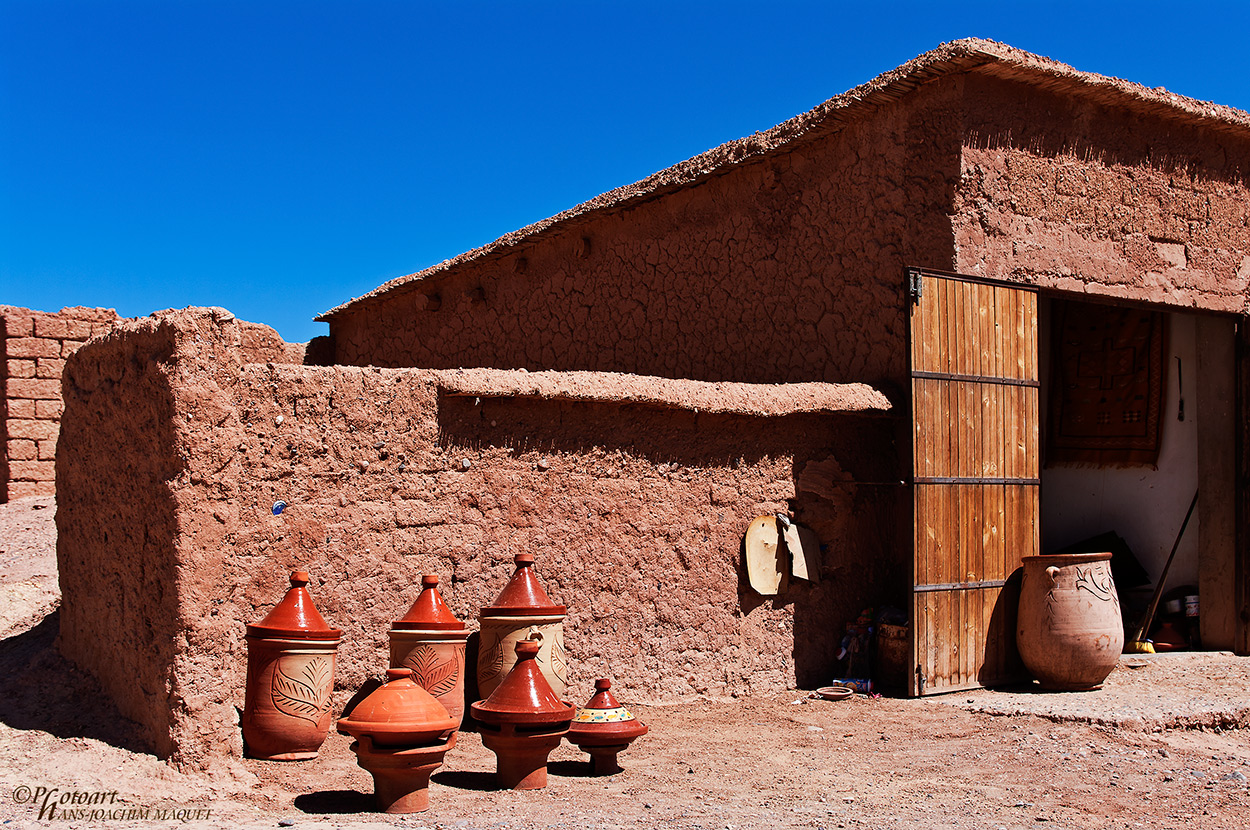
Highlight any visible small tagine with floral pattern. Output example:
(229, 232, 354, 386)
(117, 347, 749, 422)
(477, 553, 568, 701)
(337, 668, 459, 813)
(241, 570, 343, 760)
(390, 574, 471, 727)
(567, 678, 649, 775)
(470, 638, 575, 789)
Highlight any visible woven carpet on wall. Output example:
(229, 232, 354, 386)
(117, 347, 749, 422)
(1047, 300, 1168, 468)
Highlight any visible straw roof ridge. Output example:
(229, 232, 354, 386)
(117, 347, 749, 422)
(320, 37, 1250, 321)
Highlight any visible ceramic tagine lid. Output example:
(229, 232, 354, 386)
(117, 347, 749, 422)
(470, 639, 575, 726)
(246, 570, 343, 641)
(336, 668, 459, 747)
(568, 678, 649, 746)
(392, 575, 468, 631)
(481, 554, 566, 617)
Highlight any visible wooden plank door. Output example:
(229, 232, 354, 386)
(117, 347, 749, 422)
(907, 268, 1039, 695)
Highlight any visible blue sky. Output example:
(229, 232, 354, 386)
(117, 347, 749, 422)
(4, 1, 1250, 343)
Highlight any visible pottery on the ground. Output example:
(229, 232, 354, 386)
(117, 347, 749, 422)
(390, 574, 471, 726)
(1017, 552, 1124, 691)
(241, 570, 342, 760)
(337, 668, 459, 813)
(566, 678, 648, 775)
(477, 553, 568, 700)
(471, 638, 575, 790)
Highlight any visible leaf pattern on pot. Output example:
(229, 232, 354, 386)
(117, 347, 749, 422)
(550, 631, 569, 688)
(404, 645, 460, 698)
(1075, 566, 1119, 609)
(271, 656, 332, 724)
(477, 632, 504, 686)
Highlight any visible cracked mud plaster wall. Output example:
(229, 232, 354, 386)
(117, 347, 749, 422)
(953, 74, 1250, 313)
(331, 78, 966, 389)
(57, 310, 901, 766)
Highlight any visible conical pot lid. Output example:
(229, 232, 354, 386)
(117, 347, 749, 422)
(480, 553, 566, 617)
(470, 639, 574, 726)
(569, 678, 648, 742)
(337, 668, 459, 745)
(246, 570, 343, 640)
(392, 574, 467, 631)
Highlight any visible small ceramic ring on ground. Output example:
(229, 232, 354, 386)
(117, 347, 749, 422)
(815, 686, 854, 701)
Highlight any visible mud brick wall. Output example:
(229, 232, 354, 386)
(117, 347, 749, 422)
(328, 76, 965, 390)
(953, 74, 1250, 313)
(58, 309, 902, 766)
(1, 305, 119, 502)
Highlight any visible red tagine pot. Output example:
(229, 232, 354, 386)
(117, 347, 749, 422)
(389, 574, 471, 726)
(567, 678, 649, 775)
(337, 668, 459, 813)
(477, 554, 568, 701)
(241, 570, 342, 760)
(470, 638, 575, 790)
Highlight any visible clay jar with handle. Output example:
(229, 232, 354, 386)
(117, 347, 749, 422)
(1016, 552, 1124, 691)
(567, 678, 649, 775)
(389, 574, 471, 726)
(471, 638, 576, 789)
(477, 553, 568, 701)
(241, 570, 343, 760)
(337, 668, 459, 813)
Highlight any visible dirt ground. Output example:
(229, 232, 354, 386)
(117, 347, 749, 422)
(1, 495, 1247, 829)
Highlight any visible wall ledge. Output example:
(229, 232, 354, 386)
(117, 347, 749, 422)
(431, 368, 892, 417)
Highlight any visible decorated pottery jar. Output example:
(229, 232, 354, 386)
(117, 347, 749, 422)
(1017, 552, 1124, 691)
(389, 575, 471, 726)
(477, 553, 568, 700)
(471, 638, 576, 790)
(337, 668, 459, 813)
(567, 678, 649, 775)
(241, 571, 342, 760)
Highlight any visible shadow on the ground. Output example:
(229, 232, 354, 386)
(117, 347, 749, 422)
(0, 609, 149, 753)
(548, 759, 597, 778)
(430, 769, 501, 791)
(292, 789, 374, 814)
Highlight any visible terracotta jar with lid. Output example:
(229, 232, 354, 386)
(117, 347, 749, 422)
(241, 570, 342, 760)
(471, 638, 575, 789)
(337, 668, 459, 813)
(389, 574, 471, 726)
(567, 678, 649, 775)
(477, 553, 568, 701)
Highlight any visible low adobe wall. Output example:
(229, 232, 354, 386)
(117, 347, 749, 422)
(1, 305, 119, 502)
(57, 308, 901, 766)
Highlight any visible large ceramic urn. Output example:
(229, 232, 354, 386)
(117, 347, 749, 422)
(389, 574, 471, 726)
(471, 638, 576, 790)
(477, 553, 568, 700)
(241, 570, 343, 760)
(1017, 552, 1124, 691)
(337, 668, 459, 813)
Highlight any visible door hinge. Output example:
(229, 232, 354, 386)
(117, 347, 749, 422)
(907, 269, 923, 305)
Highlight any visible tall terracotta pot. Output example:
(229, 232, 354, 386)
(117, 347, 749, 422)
(1016, 552, 1123, 691)
(242, 571, 343, 760)
(389, 574, 471, 727)
(477, 554, 568, 700)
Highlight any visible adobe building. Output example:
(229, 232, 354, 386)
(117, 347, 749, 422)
(57, 39, 1248, 766)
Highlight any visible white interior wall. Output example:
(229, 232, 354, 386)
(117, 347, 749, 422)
(1039, 302, 1204, 589)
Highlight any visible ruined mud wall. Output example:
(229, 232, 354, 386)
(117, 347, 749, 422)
(58, 309, 900, 765)
(1, 305, 119, 502)
(953, 73, 1250, 313)
(329, 78, 965, 390)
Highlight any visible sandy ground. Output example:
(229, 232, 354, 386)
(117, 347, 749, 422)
(1, 495, 1248, 829)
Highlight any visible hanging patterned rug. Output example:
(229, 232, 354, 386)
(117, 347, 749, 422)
(1047, 301, 1167, 467)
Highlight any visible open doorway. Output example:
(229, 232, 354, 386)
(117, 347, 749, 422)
(1038, 296, 1237, 651)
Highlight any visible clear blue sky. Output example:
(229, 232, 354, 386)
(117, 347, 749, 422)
(4, 1, 1250, 343)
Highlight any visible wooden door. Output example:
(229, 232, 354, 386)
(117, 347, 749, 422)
(907, 268, 1039, 695)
